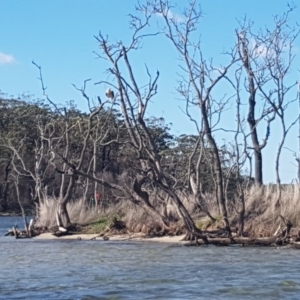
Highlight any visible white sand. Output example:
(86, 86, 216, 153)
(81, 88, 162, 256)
(34, 232, 186, 244)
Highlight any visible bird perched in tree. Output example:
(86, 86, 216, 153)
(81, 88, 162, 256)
(105, 88, 114, 99)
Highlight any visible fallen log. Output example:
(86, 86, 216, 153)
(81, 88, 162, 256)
(4, 220, 39, 238)
(5, 228, 18, 237)
(185, 237, 277, 247)
(5, 227, 26, 238)
(52, 230, 71, 237)
(4, 230, 13, 237)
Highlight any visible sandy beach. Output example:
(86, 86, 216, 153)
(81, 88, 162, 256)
(34, 232, 187, 244)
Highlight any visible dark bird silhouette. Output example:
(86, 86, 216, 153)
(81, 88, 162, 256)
(105, 88, 114, 99)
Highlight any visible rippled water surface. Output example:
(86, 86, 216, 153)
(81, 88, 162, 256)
(1, 217, 300, 299)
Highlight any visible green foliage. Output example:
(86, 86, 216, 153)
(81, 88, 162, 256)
(196, 215, 223, 230)
(86, 212, 124, 233)
(87, 217, 111, 233)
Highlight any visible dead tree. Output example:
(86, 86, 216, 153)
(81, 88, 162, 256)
(47, 103, 106, 227)
(232, 68, 250, 236)
(33, 62, 108, 227)
(11, 172, 29, 234)
(236, 8, 299, 185)
(236, 31, 273, 186)
(154, 0, 240, 234)
(188, 133, 216, 223)
(72, 79, 110, 205)
(87, 3, 208, 241)
(237, 7, 299, 192)
(1, 137, 50, 211)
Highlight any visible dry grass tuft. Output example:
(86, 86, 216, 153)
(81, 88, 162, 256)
(243, 184, 300, 236)
(36, 184, 300, 237)
(36, 197, 100, 228)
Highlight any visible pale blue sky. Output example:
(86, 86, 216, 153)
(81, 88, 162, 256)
(1, 0, 299, 183)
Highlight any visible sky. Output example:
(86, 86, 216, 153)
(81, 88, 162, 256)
(1, 0, 300, 184)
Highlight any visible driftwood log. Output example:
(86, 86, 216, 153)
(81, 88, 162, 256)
(4, 219, 38, 238)
(185, 237, 277, 247)
(186, 215, 299, 247)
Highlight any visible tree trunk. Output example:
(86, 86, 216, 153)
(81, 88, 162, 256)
(133, 176, 170, 229)
(194, 195, 216, 223)
(58, 201, 71, 228)
(253, 149, 263, 185)
(237, 193, 245, 236)
(248, 90, 263, 185)
(201, 102, 231, 235)
(0, 159, 11, 211)
(57, 173, 75, 228)
(160, 183, 208, 242)
(239, 35, 264, 186)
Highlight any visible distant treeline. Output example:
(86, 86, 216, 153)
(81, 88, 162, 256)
(0, 96, 245, 215)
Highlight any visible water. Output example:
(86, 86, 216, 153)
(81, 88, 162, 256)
(1, 217, 300, 300)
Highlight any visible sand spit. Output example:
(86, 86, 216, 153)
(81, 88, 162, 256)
(34, 232, 187, 244)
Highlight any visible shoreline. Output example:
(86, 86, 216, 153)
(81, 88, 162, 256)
(34, 232, 187, 244)
(32, 232, 300, 249)
(0, 213, 22, 217)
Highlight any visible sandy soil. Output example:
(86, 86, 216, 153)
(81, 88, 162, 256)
(34, 232, 187, 244)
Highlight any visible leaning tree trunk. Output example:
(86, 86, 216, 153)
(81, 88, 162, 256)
(133, 176, 170, 230)
(57, 173, 75, 228)
(249, 116, 263, 185)
(201, 103, 231, 235)
(58, 201, 71, 228)
(159, 183, 208, 243)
